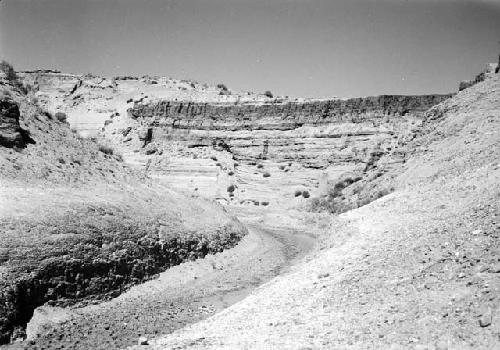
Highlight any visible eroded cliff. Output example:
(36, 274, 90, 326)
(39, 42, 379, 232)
(17, 71, 452, 207)
(118, 95, 451, 206)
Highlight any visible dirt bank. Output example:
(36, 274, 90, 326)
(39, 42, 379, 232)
(2, 208, 316, 350)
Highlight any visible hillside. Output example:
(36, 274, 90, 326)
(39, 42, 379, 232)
(127, 69, 500, 348)
(0, 77, 247, 344)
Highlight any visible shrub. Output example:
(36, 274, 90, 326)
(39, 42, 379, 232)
(294, 190, 302, 197)
(54, 112, 67, 123)
(228, 171, 234, 176)
(43, 111, 53, 120)
(264, 90, 273, 98)
(263, 172, 271, 178)
(98, 144, 114, 155)
(260, 201, 269, 206)
(329, 176, 360, 198)
(217, 83, 228, 91)
(0, 60, 18, 82)
(227, 184, 235, 193)
(302, 190, 310, 198)
(257, 164, 264, 169)
(0, 60, 26, 93)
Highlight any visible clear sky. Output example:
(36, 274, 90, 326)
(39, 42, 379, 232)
(1, 0, 499, 98)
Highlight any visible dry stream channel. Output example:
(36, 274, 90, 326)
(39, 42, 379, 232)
(3, 208, 315, 350)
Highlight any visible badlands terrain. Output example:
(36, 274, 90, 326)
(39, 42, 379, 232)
(0, 61, 498, 349)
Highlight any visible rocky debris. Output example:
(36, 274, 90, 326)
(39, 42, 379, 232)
(0, 99, 34, 148)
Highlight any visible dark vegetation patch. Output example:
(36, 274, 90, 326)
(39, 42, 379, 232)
(0, 208, 245, 344)
(310, 174, 393, 214)
(0, 61, 27, 94)
(54, 112, 67, 123)
(98, 144, 114, 155)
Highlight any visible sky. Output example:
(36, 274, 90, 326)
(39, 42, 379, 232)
(0, 0, 499, 98)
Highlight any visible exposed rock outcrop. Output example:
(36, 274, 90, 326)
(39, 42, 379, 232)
(0, 99, 34, 148)
(15, 70, 452, 207)
(123, 95, 451, 206)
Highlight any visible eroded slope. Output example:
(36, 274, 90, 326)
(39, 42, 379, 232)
(131, 70, 500, 349)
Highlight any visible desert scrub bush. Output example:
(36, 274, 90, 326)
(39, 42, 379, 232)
(262, 172, 271, 178)
(0, 60, 27, 93)
(227, 184, 235, 193)
(54, 112, 67, 123)
(294, 190, 303, 197)
(302, 190, 310, 198)
(0, 60, 18, 83)
(98, 144, 114, 155)
(216, 83, 228, 91)
(228, 171, 234, 176)
(263, 90, 273, 98)
(257, 164, 264, 169)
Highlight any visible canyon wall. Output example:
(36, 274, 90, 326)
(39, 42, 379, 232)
(16, 71, 452, 207)
(117, 95, 452, 207)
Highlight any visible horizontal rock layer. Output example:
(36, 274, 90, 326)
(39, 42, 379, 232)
(124, 95, 452, 206)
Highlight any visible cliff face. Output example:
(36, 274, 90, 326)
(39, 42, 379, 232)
(16, 70, 452, 207)
(129, 95, 448, 124)
(119, 95, 451, 206)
